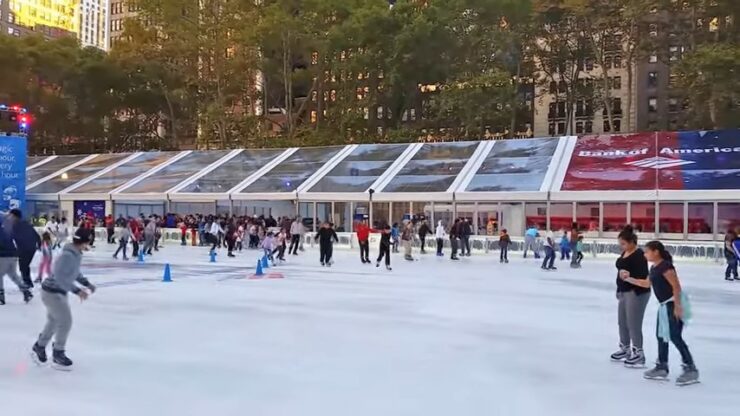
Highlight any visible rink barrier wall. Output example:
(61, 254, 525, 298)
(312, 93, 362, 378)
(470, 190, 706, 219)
(41, 228, 725, 262)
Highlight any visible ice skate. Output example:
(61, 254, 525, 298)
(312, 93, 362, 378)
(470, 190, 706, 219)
(31, 343, 47, 366)
(404, 255, 414, 261)
(624, 348, 646, 368)
(51, 350, 73, 371)
(376, 262, 380, 268)
(675, 365, 700, 386)
(386, 265, 392, 271)
(643, 364, 669, 381)
(34, 277, 42, 284)
(0, 289, 4, 305)
(23, 289, 33, 303)
(610, 344, 630, 362)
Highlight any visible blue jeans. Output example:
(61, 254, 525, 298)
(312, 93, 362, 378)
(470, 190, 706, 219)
(726, 257, 738, 278)
(541, 246, 555, 269)
(560, 247, 570, 260)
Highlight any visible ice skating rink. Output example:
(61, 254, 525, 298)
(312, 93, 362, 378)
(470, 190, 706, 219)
(1, 243, 739, 416)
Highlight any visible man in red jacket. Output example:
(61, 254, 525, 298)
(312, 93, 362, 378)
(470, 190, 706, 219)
(355, 219, 376, 264)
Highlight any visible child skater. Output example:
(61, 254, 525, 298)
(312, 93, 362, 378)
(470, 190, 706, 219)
(499, 229, 511, 263)
(559, 231, 571, 261)
(574, 235, 584, 266)
(619, 240, 699, 385)
(35, 232, 53, 284)
(273, 229, 287, 262)
(31, 228, 97, 371)
(262, 231, 276, 264)
(376, 225, 392, 271)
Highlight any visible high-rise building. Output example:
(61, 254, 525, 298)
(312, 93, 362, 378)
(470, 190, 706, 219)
(108, 0, 140, 49)
(77, 0, 108, 50)
(0, 0, 78, 39)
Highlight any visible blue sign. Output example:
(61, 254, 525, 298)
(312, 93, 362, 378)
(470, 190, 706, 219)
(74, 200, 106, 222)
(0, 136, 27, 214)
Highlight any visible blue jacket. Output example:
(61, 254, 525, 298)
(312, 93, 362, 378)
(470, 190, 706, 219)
(733, 238, 740, 259)
(559, 235, 570, 249)
(13, 220, 40, 253)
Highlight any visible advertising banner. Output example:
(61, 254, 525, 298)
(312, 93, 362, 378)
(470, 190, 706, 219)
(74, 200, 106, 222)
(561, 130, 740, 191)
(0, 136, 27, 213)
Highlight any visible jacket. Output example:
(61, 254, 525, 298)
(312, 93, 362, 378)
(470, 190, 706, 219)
(435, 221, 446, 239)
(290, 221, 304, 236)
(356, 224, 373, 242)
(418, 223, 431, 237)
(315, 227, 339, 245)
(13, 220, 40, 253)
(0, 219, 17, 257)
(42, 243, 93, 295)
(401, 225, 413, 241)
(499, 233, 511, 248)
(733, 238, 740, 259)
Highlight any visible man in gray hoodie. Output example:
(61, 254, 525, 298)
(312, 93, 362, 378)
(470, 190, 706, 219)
(31, 228, 96, 371)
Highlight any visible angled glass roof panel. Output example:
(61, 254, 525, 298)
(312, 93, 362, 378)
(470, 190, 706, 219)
(122, 150, 230, 194)
(241, 146, 344, 193)
(30, 153, 131, 194)
(178, 149, 284, 193)
(71, 152, 179, 194)
(27, 156, 47, 166)
(26, 155, 89, 185)
(309, 144, 407, 193)
(383, 142, 478, 192)
(465, 138, 558, 192)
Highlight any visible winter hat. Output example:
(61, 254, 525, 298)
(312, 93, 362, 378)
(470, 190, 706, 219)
(8, 208, 22, 219)
(73, 228, 93, 244)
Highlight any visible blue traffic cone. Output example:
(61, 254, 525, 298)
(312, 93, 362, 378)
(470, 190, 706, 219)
(210, 250, 217, 263)
(261, 255, 270, 269)
(137, 251, 145, 263)
(255, 259, 264, 276)
(162, 264, 172, 282)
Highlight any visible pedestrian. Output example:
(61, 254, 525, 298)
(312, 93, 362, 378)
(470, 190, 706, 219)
(355, 219, 373, 264)
(113, 225, 130, 261)
(541, 229, 556, 271)
(449, 219, 461, 261)
(11, 210, 41, 288)
(559, 231, 571, 260)
(621, 241, 699, 385)
(401, 221, 414, 261)
(0, 210, 33, 305)
(315, 222, 339, 267)
(417, 219, 431, 254)
(611, 225, 650, 368)
(460, 218, 472, 257)
(376, 224, 392, 271)
(31, 228, 97, 371)
(523, 225, 538, 258)
(35, 232, 53, 283)
(289, 217, 304, 255)
(724, 230, 739, 281)
(391, 223, 400, 253)
(499, 228, 511, 263)
(435, 220, 446, 257)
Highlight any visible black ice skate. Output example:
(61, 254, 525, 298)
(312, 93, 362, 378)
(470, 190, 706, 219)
(624, 348, 646, 368)
(52, 350, 74, 371)
(0, 289, 5, 305)
(675, 365, 700, 386)
(31, 343, 47, 365)
(386, 265, 392, 271)
(23, 289, 33, 303)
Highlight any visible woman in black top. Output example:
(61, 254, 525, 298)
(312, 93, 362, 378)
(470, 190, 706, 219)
(619, 241, 699, 386)
(610, 226, 650, 368)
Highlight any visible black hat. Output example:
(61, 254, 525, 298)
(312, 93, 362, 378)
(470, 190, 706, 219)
(73, 228, 93, 244)
(8, 209, 22, 219)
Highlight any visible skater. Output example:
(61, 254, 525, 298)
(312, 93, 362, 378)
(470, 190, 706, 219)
(12, 210, 41, 288)
(355, 219, 373, 264)
(44, 217, 60, 249)
(376, 225, 392, 271)
(541, 229, 556, 270)
(142, 219, 156, 255)
(273, 228, 288, 262)
(523, 225, 538, 258)
(435, 220, 446, 256)
(417, 219, 431, 254)
(226, 221, 237, 257)
(113, 225, 130, 260)
(460, 218, 472, 257)
(35, 233, 53, 283)
(315, 222, 339, 266)
(129, 218, 141, 258)
(499, 229, 511, 263)
(179, 221, 188, 246)
(449, 219, 461, 261)
(207, 218, 222, 253)
(289, 217, 304, 255)
(236, 223, 245, 252)
(575, 236, 584, 265)
(105, 215, 115, 244)
(559, 231, 571, 260)
(391, 223, 400, 253)
(569, 223, 580, 268)
(621, 241, 699, 386)
(262, 231, 276, 263)
(0, 210, 33, 305)
(55, 218, 70, 250)
(724, 230, 739, 281)
(611, 225, 650, 368)
(401, 221, 415, 261)
(31, 228, 97, 371)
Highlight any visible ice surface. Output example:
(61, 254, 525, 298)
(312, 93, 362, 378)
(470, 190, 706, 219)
(1, 243, 739, 416)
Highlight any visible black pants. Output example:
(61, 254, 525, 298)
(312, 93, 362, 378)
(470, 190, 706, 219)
(419, 236, 427, 252)
(207, 234, 219, 252)
(289, 234, 301, 254)
(461, 235, 470, 255)
(575, 251, 584, 264)
(359, 240, 369, 262)
(107, 227, 115, 244)
(227, 238, 235, 254)
(18, 250, 35, 287)
(320, 243, 333, 264)
(450, 238, 459, 259)
(132, 240, 140, 257)
(657, 302, 694, 366)
(181, 234, 187, 245)
(114, 239, 128, 258)
(377, 243, 391, 266)
(500, 246, 508, 261)
(436, 238, 444, 255)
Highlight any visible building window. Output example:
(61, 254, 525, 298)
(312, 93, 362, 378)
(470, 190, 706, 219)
(669, 74, 678, 87)
(409, 108, 416, 121)
(363, 107, 369, 120)
(548, 123, 556, 136)
(377, 126, 384, 136)
(557, 102, 566, 118)
(311, 52, 318, 65)
(648, 72, 658, 88)
(688, 203, 713, 234)
(576, 203, 600, 232)
(310, 111, 317, 123)
(649, 53, 658, 63)
(604, 56, 612, 69)
(659, 203, 684, 234)
(648, 97, 658, 113)
(613, 76, 622, 89)
(557, 122, 566, 135)
(575, 121, 584, 134)
(603, 203, 628, 231)
(669, 46, 679, 61)
(549, 81, 557, 94)
(631, 203, 656, 233)
(402, 110, 408, 122)
(613, 119, 621, 132)
(549, 103, 556, 118)
(377, 106, 384, 119)
(718, 203, 740, 233)
(613, 98, 622, 114)
(311, 91, 318, 102)
(649, 24, 658, 37)
(668, 97, 678, 112)
(613, 55, 622, 68)
(585, 121, 593, 133)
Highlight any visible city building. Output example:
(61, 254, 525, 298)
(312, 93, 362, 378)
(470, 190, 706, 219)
(107, 0, 140, 49)
(0, 0, 77, 39)
(77, 0, 108, 50)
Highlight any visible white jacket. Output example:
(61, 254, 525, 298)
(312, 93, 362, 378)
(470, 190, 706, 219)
(435, 221, 446, 239)
(290, 221, 304, 236)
